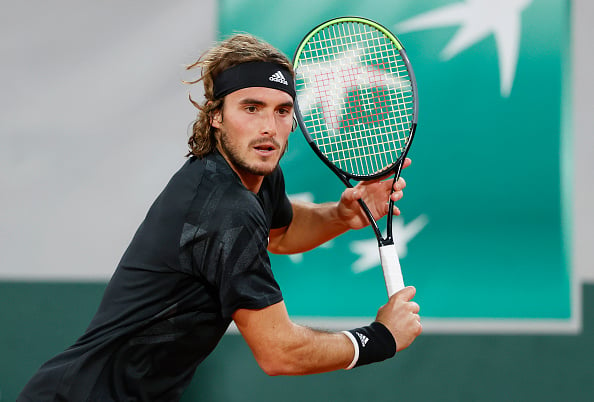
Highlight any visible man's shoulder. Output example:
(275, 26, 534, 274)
(172, 154, 243, 195)
(181, 158, 264, 224)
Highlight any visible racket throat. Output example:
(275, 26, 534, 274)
(362, 204, 394, 246)
(378, 238, 394, 247)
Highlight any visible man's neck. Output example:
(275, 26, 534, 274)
(215, 147, 264, 194)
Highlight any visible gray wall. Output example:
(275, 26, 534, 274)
(0, 1, 216, 281)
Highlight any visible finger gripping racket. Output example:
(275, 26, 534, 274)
(293, 16, 418, 297)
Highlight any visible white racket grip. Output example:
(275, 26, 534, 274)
(379, 243, 405, 297)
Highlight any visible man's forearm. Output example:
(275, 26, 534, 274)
(256, 325, 355, 376)
(268, 200, 352, 254)
(233, 302, 355, 375)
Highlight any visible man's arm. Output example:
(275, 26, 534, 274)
(233, 286, 421, 376)
(268, 158, 411, 254)
(267, 200, 350, 255)
(233, 301, 353, 375)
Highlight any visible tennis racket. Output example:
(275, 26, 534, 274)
(293, 16, 418, 297)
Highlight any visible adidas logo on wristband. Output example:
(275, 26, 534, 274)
(269, 71, 288, 85)
(356, 332, 369, 347)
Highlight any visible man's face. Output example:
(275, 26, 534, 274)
(212, 87, 294, 182)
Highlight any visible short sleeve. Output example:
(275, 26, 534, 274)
(215, 213, 283, 317)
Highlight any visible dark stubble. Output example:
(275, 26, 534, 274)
(218, 129, 288, 176)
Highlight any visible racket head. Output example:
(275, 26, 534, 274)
(293, 16, 418, 181)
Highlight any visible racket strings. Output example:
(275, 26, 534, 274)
(296, 22, 415, 177)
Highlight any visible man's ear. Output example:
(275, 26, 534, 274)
(211, 109, 222, 129)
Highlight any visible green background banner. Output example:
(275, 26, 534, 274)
(220, 0, 572, 323)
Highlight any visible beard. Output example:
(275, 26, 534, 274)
(218, 129, 288, 176)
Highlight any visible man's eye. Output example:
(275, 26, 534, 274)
(246, 106, 258, 112)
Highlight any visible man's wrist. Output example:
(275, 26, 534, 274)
(341, 331, 360, 369)
(333, 201, 357, 233)
(342, 322, 396, 368)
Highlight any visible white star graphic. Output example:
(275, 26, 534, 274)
(395, 0, 533, 97)
(289, 192, 315, 203)
(350, 215, 429, 273)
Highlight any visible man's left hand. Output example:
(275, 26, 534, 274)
(336, 158, 412, 230)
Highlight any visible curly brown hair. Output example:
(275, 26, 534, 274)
(185, 34, 295, 158)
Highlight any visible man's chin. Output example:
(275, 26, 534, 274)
(243, 162, 278, 176)
(224, 155, 275, 176)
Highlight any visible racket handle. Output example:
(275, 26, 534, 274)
(379, 243, 405, 297)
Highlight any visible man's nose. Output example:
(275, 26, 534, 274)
(260, 111, 277, 136)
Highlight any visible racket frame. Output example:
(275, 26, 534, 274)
(293, 16, 418, 249)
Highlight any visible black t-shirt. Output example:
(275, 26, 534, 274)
(18, 152, 292, 402)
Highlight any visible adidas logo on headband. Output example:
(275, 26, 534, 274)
(269, 71, 288, 85)
(213, 62, 296, 99)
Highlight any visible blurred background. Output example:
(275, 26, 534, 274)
(1, 0, 592, 400)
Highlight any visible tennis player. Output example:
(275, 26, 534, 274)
(18, 34, 421, 401)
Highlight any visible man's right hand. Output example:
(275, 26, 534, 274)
(375, 286, 422, 352)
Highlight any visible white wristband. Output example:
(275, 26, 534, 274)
(341, 331, 360, 370)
